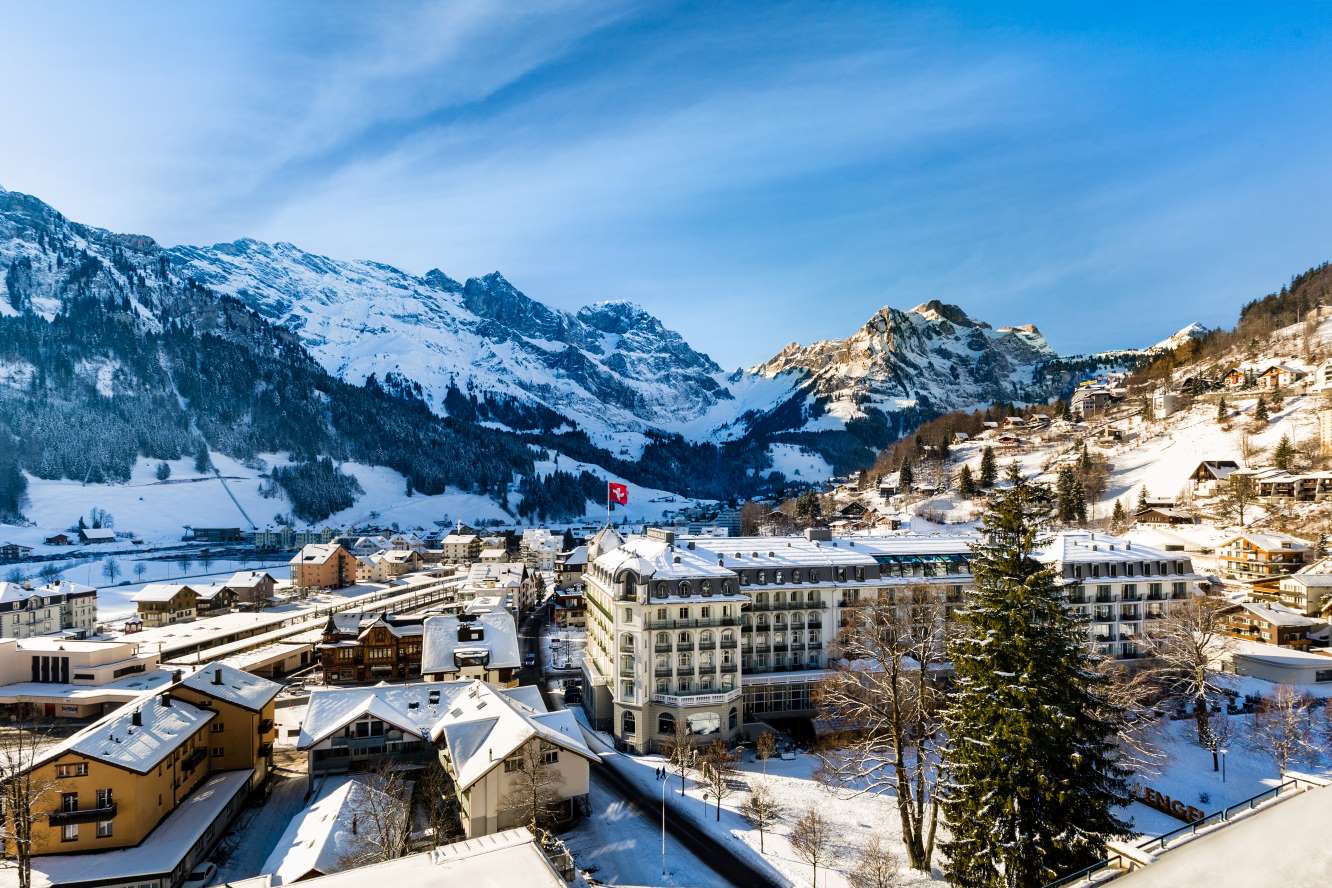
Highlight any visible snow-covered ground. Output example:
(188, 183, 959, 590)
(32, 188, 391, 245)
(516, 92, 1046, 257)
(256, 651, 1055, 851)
(766, 443, 834, 483)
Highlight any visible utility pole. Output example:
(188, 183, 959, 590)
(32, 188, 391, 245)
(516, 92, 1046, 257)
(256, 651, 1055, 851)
(660, 769, 667, 876)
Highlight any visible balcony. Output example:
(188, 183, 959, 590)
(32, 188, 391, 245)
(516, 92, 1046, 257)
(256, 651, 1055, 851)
(654, 643, 673, 653)
(1094, 593, 1114, 604)
(697, 640, 718, 651)
(720, 663, 738, 673)
(655, 666, 674, 677)
(805, 618, 822, 628)
(651, 688, 743, 707)
(720, 638, 739, 649)
(181, 748, 208, 772)
(49, 802, 116, 825)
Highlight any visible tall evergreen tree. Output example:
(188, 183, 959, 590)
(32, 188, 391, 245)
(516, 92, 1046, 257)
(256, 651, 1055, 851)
(899, 460, 915, 491)
(939, 479, 1131, 887)
(958, 464, 977, 498)
(1137, 486, 1149, 512)
(1254, 394, 1269, 424)
(1111, 498, 1126, 529)
(1273, 434, 1295, 471)
(1216, 396, 1227, 421)
(978, 447, 997, 488)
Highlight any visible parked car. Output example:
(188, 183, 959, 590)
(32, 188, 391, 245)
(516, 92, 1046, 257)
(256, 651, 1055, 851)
(183, 861, 217, 888)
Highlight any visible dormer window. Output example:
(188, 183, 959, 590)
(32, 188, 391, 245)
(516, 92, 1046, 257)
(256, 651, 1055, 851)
(679, 581, 692, 595)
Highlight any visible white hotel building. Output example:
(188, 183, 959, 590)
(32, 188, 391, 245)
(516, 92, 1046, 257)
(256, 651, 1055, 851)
(581, 526, 1203, 752)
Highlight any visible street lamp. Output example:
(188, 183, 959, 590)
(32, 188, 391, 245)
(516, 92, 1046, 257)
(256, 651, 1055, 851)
(1220, 747, 1228, 783)
(660, 770, 667, 876)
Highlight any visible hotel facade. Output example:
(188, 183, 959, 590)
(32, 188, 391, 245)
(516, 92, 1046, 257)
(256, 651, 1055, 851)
(581, 527, 1203, 753)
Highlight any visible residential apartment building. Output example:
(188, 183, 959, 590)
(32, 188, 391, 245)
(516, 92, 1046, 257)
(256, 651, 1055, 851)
(380, 548, 424, 577)
(1041, 531, 1206, 660)
(1216, 601, 1325, 650)
(1272, 562, 1332, 616)
(556, 545, 588, 589)
(289, 543, 356, 591)
(222, 571, 276, 606)
(441, 532, 482, 564)
(420, 611, 521, 686)
(317, 613, 425, 683)
(579, 527, 975, 753)
(462, 561, 537, 616)
(296, 681, 596, 838)
(0, 580, 98, 639)
(254, 525, 339, 551)
(520, 529, 560, 571)
(1217, 532, 1313, 581)
(4, 664, 279, 885)
(131, 583, 199, 628)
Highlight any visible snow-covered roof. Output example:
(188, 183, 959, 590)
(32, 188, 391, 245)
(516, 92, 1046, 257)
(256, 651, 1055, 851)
(594, 536, 738, 580)
(291, 543, 345, 565)
(1286, 559, 1332, 587)
(1219, 531, 1312, 552)
(430, 682, 594, 791)
(299, 682, 470, 748)
(261, 775, 406, 884)
(178, 662, 281, 711)
(479, 547, 507, 560)
(50, 693, 215, 773)
(1222, 601, 1324, 628)
(192, 582, 230, 601)
(442, 533, 478, 545)
(382, 549, 418, 563)
(226, 570, 274, 589)
(420, 611, 520, 675)
(80, 528, 117, 541)
(1035, 531, 1192, 566)
(131, 583, 195, 603)
(559, 545, 588, 566)
(465, 561, 527, 585)
(0, 583, 51, 605)
(239, 829, 563, 888)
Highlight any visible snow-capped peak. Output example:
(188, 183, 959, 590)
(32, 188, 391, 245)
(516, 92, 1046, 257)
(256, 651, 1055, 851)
(1150, 322, 1209, 352)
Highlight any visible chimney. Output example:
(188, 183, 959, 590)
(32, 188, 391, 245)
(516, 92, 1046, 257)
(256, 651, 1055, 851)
(213, 667, 223, 685)
(131, 709, 142, 727)
(161, 694, 172, 707)
(172, 669, 183, 684)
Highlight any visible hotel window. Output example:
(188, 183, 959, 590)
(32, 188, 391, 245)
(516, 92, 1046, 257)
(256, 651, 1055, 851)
(96, 820, 112, 838)
(56, 763, 88, 778)
(211, 722, 225, 732)
(61, 824, 78, 842)
(678, 607, 689, 619)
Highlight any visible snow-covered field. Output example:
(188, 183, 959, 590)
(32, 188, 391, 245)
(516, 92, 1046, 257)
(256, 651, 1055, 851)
(766, 443, 834, 482)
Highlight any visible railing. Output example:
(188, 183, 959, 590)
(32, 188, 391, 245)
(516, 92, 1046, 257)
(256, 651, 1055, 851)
(182, 747, 208, 772)
(655, 667, 674, 677)
(1043, 779, 1308, 887)
(49, 802, 117, 825)
(720, 663, 738, 673)
(654, 643, 673, 653)
(651, 688, 742, 707)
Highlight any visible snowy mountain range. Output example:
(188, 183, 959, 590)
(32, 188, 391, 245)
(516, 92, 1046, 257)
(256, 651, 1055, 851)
(0, 183, 1115, 516)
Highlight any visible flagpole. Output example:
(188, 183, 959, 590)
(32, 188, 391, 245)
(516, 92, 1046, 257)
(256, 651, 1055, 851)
(606, 482, 611, 528)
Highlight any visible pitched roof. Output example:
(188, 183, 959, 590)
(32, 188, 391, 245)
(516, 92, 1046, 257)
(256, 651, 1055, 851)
(226, 571, 274, 589)
(1220, 601, 1324, 628)
(63, 693, 214, 773)
(291, 543, 345, 565)
(260, 775, 407, 884)
(178, 662, 282, 711)
(131, 583, 196, 603)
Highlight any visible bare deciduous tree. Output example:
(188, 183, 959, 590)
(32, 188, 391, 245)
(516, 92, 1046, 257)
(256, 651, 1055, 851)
(499, 740, 564, 831)
(847, 834, 901, 888)
(815, 586, 946, 871)
(755, 732, 777, 777)
(738, 781, 783, 852)
(661, 719, 696, 797)
(790, 805, 835, 888)
(1094, 661, 1165, 774)
(1145, 595, 1232, 746)
(1246, 685, 1319, 778)
(418, 755, 457, 848)
(698, 741, 738, 821)
(0, 720, 57, 888)
(1217, 473, 1256, 526)
(339, 765, 411, 868)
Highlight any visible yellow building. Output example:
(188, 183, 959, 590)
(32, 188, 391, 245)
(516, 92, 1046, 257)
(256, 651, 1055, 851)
(6, 662, 279, 861)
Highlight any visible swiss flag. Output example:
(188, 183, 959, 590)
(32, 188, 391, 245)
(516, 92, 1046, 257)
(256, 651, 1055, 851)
(608, 482, 629, 507)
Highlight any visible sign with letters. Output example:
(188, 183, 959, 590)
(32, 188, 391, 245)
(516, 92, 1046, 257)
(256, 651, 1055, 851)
(1134, 785, 1205, 823)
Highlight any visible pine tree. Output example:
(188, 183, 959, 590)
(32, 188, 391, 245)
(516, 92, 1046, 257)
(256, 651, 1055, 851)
(978, 447, 997, 488)
(1254, 394, 1269, 424)
(1137, 486, 1149, 512)
(1216, 396, 1227, 422)
(1055, 467, 1076, 523)
(1111, 498, 1126, 529)
(958, 464, 977, 498)
(899, 460, 915, 491)
(1274, 434, 1295, 471)
(1072, 478, 1087, 525)
(939, 479, 1132, 887)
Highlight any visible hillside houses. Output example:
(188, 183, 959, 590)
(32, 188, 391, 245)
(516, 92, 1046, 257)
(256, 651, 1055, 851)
(1216, 600, 1327, 650)
(78, 527, 117, 544)
(1217, 531, 1313, 581)
(131, 583, 199, 627)
(1188, 460, 1241, 495)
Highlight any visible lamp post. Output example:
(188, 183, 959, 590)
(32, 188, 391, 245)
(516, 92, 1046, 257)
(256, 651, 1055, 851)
(1220, 747, 1228, 784)
(660, 769, 667, 876)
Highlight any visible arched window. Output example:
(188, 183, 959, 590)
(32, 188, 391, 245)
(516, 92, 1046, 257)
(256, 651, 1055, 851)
(679, 581, 692, 595)
(836, 567, 847, 582)
(658, 713, 676, 735)
(656, 632, 669, 646)
(622, 711, 636, 735)
(728, 707, 739, 730)
(657, 582, 669, 596)
(721, 629, 734, 642)
(700, 630, 715, 645)
(678, 631, 692, 645)
(792, 569, 801, 583)
(809, 569, 819, 582)
(807, 589, 818, 603)
(757, 570, 766, 584)
(701, 580, 712, 594)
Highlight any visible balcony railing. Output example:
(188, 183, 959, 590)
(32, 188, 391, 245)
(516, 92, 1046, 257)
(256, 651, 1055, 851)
(49, 802, 116, 825)
(651, 688, 742, 707)
(720, 663, 738, 673)
(181, 748, 208, 772)
(655, 667, 674, 677)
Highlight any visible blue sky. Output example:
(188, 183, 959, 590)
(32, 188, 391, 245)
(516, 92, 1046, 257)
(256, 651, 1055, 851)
(3, 2, 1332, 367)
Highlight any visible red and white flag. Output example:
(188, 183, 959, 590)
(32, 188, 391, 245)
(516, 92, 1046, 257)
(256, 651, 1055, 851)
(608, 482, 629, 507)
